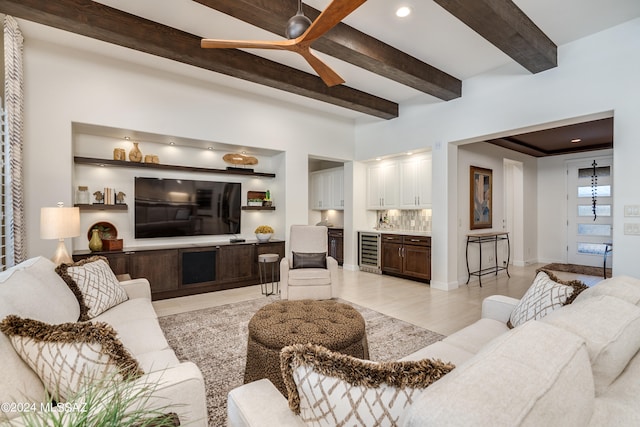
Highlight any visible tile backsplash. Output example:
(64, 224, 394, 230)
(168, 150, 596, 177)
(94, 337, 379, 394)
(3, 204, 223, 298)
(376, 209, 432, 232)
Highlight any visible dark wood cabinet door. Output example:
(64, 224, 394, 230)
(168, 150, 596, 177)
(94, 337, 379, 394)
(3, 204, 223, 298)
(218, 244, 255, 282)
(102, 252, 130, 276)
(73, 252, 130, 276)
(328, 229, 344, 265)
(129, 249, 179, 293)
(381, 234, 403, 274)
(334, 236, 344, 265)
(403, 244, 431, 280)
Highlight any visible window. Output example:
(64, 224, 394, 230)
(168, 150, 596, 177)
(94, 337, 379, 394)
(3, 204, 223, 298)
(577, 223, 611, 237)
(578, 205, 611, 217)
(578, 185, 611, 198)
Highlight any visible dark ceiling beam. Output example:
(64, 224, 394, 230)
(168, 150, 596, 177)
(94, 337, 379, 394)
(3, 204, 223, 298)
(488, 137, 548, 157)
(433, 0, 557, 73)
(0, 0, 398, 119)
(193, 0, 462, 101)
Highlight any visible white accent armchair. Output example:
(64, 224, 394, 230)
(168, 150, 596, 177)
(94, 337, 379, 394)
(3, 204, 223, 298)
(280, 225, 338, 300)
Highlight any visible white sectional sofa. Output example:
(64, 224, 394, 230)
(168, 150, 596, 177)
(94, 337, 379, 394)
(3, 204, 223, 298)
(0, 256, 207, 426)
(228, 275, 640, 426)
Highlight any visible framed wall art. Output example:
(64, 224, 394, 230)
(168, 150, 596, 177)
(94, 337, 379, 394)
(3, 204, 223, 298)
(470, 166, 492, 229)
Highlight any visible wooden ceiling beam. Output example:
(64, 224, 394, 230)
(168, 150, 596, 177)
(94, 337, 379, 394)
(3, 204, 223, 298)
(0, 0, 399, 119)
(193, 0, 462, 101)
(433, 0, 557, 73)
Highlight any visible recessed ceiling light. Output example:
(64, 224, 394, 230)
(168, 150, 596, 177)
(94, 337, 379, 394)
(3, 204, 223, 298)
(407, 151, 413, 156)
(169, 141, 176, 146)
(375, 157, 382, 161)
(124, 136, 130, 140)
(396, 6, 411, 18)
(207, 146, 213, 150)
(571, 138, 582, 143)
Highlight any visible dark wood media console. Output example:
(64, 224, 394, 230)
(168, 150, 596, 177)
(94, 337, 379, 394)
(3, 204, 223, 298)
(73, 240, 285, 300)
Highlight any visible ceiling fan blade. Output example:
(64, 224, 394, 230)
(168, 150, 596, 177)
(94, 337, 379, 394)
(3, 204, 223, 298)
(298, 48, 345, 87)
(301, 0, 367, 43)
(201, 38, 295, 50)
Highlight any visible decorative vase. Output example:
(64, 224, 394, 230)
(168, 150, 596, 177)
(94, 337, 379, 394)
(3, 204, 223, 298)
(129, 142, 143, 162)
(89, 228, 103, 252)
(76, 186, 90, 205)
(113, 148, 126, 161)
(256, 233, 273, 242)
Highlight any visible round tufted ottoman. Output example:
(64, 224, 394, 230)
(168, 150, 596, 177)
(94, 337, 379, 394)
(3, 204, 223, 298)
(244, 299, 369, 396)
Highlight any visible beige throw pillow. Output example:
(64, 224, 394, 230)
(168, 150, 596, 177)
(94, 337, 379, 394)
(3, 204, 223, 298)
(0, 315, 142, 402)
(56, 256, 128, 321)
(280, 343, 454, 426)
(508, 269, 587, 328)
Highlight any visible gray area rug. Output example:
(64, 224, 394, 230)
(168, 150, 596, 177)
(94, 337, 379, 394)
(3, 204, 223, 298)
(158, 296, 445, 426)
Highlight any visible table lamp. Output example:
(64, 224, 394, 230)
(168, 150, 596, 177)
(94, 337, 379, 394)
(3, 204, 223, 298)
(40, 202, 80, 265)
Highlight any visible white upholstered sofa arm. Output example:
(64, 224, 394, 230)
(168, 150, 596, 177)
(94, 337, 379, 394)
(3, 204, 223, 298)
(228, 379, 304, 427)
(119, 278, 152, 300)
(481, 295, 520, 323)
(136, 361, 208, 427)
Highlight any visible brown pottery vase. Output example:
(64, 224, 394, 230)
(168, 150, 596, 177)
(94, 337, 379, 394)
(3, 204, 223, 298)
(129, 142, 143, 162)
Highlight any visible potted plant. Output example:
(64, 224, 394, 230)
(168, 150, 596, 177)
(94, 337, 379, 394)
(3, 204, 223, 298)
(248, 198, 263, 207)
(15, 372, 180, 427)
(255, 225, 274, 242)
(262, 190, 273, 207)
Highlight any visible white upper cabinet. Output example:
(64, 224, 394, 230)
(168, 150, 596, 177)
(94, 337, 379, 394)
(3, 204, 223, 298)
(310, 167, 344, 210)
(331, 168, 344, 209)
(366, 161, 399, 209)
(400, 154, 432, 209)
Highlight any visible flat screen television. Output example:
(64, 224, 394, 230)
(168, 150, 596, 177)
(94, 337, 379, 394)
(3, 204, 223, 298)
(134, 177, 241, 238)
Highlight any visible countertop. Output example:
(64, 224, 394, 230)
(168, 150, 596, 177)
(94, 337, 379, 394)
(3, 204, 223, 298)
(358, 229, 431, 237)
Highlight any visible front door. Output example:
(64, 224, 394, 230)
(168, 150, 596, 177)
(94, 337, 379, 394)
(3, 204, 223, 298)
(567, 157, 613, 267)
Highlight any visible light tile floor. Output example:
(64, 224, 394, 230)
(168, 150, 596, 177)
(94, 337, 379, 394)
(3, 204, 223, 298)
(152, 263, 603, 336)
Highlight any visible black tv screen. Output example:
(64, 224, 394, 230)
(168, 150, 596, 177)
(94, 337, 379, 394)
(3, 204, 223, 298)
(134, 177, 241, 238)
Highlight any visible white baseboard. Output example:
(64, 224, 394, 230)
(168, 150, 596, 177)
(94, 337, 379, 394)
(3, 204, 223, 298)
(430, 280, 459, 291)
(342, 263, 359, 271)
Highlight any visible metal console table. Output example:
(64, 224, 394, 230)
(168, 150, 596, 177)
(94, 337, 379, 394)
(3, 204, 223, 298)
(466, 232, 510, 287)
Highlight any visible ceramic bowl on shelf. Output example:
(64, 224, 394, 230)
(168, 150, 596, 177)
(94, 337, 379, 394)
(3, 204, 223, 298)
(256, 233, 273, 242)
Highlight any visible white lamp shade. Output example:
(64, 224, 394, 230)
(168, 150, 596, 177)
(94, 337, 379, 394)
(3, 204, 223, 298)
(40, 207, 81, 239)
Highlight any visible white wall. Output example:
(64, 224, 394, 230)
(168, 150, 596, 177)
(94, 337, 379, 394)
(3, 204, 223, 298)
(457, 143, 537, 284)
(22, 35, 354, 258)
(355, 18, 640, 286)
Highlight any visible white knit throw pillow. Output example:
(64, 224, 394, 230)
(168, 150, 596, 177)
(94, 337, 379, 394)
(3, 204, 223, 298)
(57, 257, 128, 321)
(508, 270, 587, 328)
